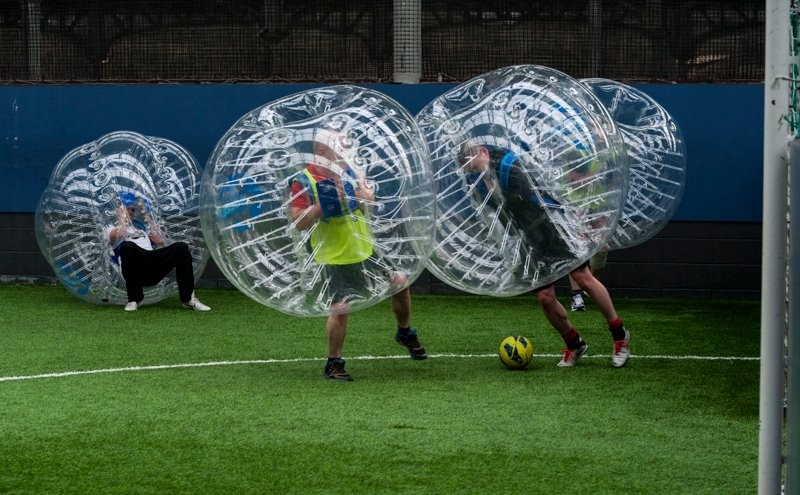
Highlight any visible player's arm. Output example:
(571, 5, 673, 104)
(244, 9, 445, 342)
(466, 170, 503, 213)
(108, 206, 130, 244)
(289, 182, 322, 231)
(147, 229, 165, 247)
(290, 202, 322, 230)
(141, 207, 165, 246)
(347, 170, 374, 211)
(521, 171, 562, 209)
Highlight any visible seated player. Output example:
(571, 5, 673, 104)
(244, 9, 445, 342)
(106, 191, 210, 312)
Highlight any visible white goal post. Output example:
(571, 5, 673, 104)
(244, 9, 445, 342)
(761, 1, 795, 494)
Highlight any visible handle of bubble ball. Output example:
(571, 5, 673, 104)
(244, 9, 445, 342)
(342, 181, 359, 211)
(117, 205, 136, 233)
(316, 179, 345, 219)
(138, 201, 166, 246)
(108, 205, 131, 246)
(116, 205, 131, 226)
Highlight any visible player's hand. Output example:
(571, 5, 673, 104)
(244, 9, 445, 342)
(116, 206, 132, 227)
(317, 179, 345, 219)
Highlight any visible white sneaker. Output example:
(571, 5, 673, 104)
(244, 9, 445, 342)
(613, 329, 631, 368)
(558, 341, 588, 367)
(571, 293, 586, 312)
(182, 296, 211, 311)
(124, 301, 139, 312)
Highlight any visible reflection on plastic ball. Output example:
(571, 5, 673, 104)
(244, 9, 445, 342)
(35, 131, 208, 305)
(200, 85, 436, 317)
(582, 78, 687, 250)
(417, 65, 629, 296)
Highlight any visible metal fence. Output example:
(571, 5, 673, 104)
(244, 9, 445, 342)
(0, 0, 765, 84)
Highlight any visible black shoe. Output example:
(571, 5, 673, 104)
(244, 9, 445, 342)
(322, 358, 353, 381)
(396, 330, 428, 360)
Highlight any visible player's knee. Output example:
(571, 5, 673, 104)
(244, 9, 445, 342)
(174, 241, 190, 254)
(535, 285, 557, 305)
(537, 292, 555, 306)
(390, 272, 408, 288)
(570, 266, 592, 286)
(118, 242, 136, 258)
(331, 301, 350, 315)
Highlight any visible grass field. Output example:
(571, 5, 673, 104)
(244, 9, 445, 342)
(0, 285, 760, 494)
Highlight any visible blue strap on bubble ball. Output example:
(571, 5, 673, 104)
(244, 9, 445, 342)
(341, 169, 359, 211)
(342, 181, 358, 211)
(498, 151, 516, 191)
(218, 173, 263, 232)
(317, 179, 344, 219)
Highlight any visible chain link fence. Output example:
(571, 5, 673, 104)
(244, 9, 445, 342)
(0, 0, 765, 84)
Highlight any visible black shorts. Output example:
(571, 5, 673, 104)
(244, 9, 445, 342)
(324, 254, 398, 303)
(532, 260, 591, 293)
(325, 262, 370, 303)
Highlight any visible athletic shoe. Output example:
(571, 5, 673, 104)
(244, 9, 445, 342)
(124, 301, 138, 312)
(612, 329, 631, 368)
(182, 295, 211, 311)
(396, 330, 428, 360)
(323, 359, 353, 381)
(571, 293, 586, 312)
(558, 341, 588, 367)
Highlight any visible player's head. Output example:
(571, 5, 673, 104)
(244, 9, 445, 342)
(118, 191, 138, 216)
(313, 128, 350, 162)
(312, 128, 357, 181)
(118, 190, 154, 215)
(457, 141, 489, 173)
(119, 191, 136, 206)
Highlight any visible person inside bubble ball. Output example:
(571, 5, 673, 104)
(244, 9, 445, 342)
(105, 191, 210, 312)
(458, 141, 629, 368)
(288, 129, 428, 381)
(458, 141, 575, 263)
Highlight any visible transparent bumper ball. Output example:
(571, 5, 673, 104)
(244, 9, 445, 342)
(582, 78, 687, 250)
(35, 131, 208, 305)
(200, 85, 436, 317)
(417, 65, 629, 296)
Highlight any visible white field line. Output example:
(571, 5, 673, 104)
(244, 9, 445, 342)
(0, 353, 760, 383)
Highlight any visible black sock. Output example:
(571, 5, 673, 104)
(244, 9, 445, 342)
(397, 326, 411, 336)
(563, 328, 584, 350)
(609, 321, 627, 341)
(571, 289, 583, 297)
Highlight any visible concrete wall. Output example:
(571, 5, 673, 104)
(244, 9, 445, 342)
(1, 212, 761, 299)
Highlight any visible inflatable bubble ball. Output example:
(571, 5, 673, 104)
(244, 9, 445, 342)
(200, 85, 437, 317)
(581, 78, 687, 251)
(417, 65, 629, 296)
(35, 131, 208, 305)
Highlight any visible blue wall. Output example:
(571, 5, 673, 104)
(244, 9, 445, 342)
(0, 83, 763, 221)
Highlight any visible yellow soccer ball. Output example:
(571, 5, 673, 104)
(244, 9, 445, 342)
(499, 335, 534, 370)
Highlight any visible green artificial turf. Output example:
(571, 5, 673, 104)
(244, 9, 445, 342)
(0, 285, 760, 494)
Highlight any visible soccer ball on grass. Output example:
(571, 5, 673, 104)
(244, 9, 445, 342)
(499, 335, 534, 370)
